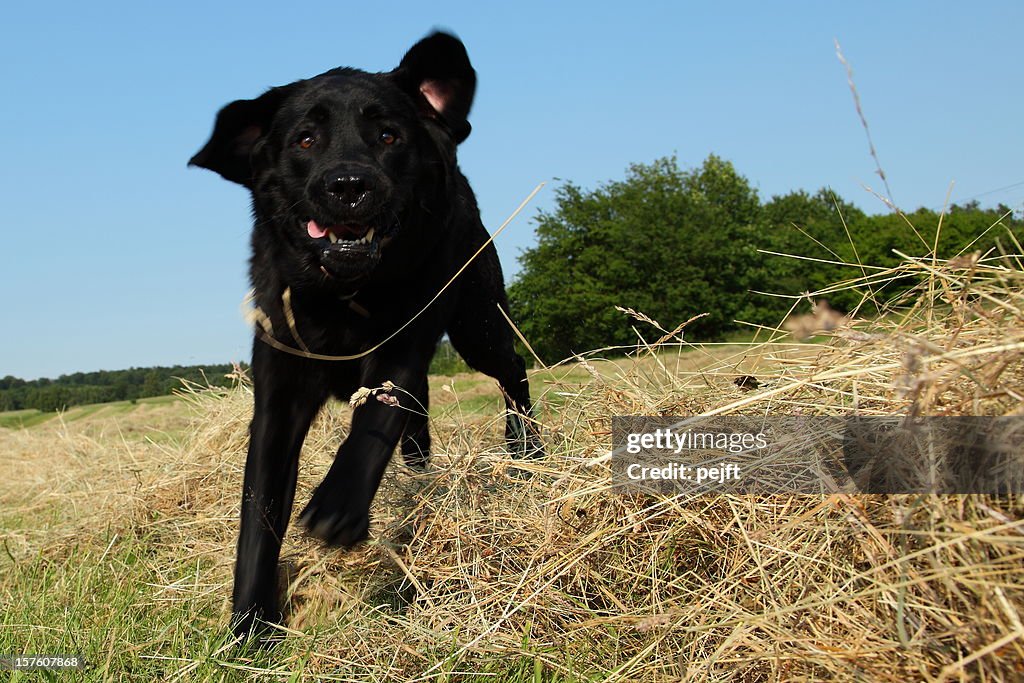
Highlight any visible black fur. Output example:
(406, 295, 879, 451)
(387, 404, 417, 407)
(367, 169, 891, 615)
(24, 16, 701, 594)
(190, 32, 542, 637)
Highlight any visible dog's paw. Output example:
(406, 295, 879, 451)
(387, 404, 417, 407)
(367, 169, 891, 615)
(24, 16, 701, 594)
(401, 448, 431, 471)
(506, 414, 546, 458)
(521, 433, 547, 458)
(401, 429, 431, 471)
(231, 607, 283, 645)
(298, 494, 370, 548)
(509, 438, 546, 459)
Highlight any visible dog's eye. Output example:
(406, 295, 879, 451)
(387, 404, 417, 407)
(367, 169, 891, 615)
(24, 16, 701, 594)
(380, 130, 399, 145)
(297, 134, 316, 150)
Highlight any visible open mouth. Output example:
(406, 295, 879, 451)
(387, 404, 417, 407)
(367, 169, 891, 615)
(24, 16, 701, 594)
(304, 217, 385, 283)
(306, 219, 377, 247)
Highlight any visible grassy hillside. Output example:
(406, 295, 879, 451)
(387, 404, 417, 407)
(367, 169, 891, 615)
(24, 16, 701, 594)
(0, 395, 182, 430)
(2, 242, 1023, 680)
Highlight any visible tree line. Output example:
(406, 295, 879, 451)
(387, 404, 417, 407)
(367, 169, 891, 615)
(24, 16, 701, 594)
(0, 365, 241, 412)
(1, 341, 472, 414)
(508, 155, 1021, 362)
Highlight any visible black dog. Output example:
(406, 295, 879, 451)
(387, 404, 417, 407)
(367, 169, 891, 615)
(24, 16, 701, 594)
(190, 32, 543, 636)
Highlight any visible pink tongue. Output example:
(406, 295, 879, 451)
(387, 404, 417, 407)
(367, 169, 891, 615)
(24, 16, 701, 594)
(306, 220, 328, 239)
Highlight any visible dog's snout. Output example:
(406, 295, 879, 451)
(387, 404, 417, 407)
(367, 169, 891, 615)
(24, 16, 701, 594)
(324, 173, 369, 205)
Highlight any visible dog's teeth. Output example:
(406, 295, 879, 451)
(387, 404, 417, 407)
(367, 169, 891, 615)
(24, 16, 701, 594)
(365, 228, 375, 242)
(328, 232, 338, 243)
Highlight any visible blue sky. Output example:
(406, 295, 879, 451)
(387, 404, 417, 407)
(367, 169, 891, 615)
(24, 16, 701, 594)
(2, 1, 1021, 380)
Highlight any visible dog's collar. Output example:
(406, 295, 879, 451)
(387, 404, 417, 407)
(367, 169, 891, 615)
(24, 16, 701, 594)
(347, 298, 370, 318)
(337, 291, 370, 318)
(320, 266, 370, 317)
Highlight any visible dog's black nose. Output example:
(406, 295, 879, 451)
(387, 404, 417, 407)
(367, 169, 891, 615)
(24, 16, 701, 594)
(324, 174, 369, 205)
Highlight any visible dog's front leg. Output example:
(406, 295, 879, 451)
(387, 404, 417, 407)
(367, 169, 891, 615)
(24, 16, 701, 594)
(232, 346, 325, 637)
(300, 360, 427, 547)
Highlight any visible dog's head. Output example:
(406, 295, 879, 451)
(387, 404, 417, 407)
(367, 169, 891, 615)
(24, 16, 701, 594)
(190, 33, 475, 288)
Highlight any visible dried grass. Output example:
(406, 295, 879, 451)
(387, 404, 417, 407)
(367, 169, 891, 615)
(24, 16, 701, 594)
(2, 223, 1023, 681)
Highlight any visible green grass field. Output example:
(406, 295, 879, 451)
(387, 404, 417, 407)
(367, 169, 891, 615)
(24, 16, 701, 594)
(0, 394, 182, 430)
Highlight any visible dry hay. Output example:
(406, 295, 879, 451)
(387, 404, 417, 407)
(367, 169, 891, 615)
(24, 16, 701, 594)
(246, 239, 1024, 679)
(2, 229, 1023, 681)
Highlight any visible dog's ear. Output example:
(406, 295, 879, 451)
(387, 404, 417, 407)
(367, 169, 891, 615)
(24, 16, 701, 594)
(391, 32, 476, 144)
(189, 85, 293, 188)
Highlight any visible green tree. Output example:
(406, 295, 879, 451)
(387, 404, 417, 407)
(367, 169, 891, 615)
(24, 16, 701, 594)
(758, 188, 868, 314)
(142, 370, 163, 397)
(0, 364, 245, 413)
(509, 155, 763, 362)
